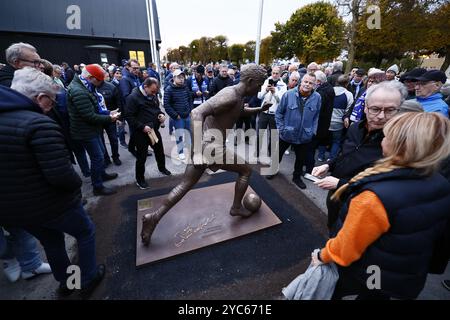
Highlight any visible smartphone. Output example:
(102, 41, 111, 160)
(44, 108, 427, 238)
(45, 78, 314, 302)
(304, 173, 321, 183)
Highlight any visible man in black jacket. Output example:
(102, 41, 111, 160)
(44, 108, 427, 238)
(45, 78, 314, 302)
(312, 81, 407, 230)
(126, 78, 171, 189)
(0, 68, 105, 298)
(210, 64, 234, 97)
(0, 42, 41, 87)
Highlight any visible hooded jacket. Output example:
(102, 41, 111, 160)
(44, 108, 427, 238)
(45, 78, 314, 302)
(0, 85, 82, 227)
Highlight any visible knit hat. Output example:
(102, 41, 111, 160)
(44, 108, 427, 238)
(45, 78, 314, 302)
(85, 64, 105, 81)
(386, 64, 399, 75)
(196, 65, 205, 74)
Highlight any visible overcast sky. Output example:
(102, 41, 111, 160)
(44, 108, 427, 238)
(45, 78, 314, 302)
(156, 0, 318, 56)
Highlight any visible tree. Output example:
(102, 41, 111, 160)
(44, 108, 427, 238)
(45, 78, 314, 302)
(424, 1, 450, 71)
(213, 35, 229, 61)
(271, 2, 344, 63)
(353, 0, 443, 68)
(259, 36, 273, 66)
(228, 44, 245, 65)
(244, 41, 256, 62)
(335, 0, 367, 73)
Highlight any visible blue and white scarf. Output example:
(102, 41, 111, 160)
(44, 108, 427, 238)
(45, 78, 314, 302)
(190, 75, 208, 105)
(79, 75, 109, 115)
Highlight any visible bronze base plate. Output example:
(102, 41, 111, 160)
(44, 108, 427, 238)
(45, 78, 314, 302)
(136, 182, 282, 266)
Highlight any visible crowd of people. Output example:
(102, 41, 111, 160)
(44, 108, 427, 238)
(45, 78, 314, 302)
(0, 41, 450, 300)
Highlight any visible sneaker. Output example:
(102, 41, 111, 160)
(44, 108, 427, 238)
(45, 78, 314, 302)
(284, 150, 290, 155)
(317, 157, 324, 162)
(178, 153, 186, 161)
(93, 186, 117, 196)
(79, 264, 106, 299)
(442, 280, 450, 291)
(159, 168, 172, 176)
(112, 158, 122, 166)
(293, 177, 307, 189)
(2, 258, 21, 282)
(102, 172, 118, 181)
(147, 151, 153, 157)
(265, 174, 277, 180)
(120, 142, 128, 149)
(136, 180, 150, 190)
(21, 262, 52, 280)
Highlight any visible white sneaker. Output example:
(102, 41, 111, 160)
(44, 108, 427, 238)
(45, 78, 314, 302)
(284, 150, 290, 155)
(178, 153, 186, 161)
(2, 258, 21, 282)
(21, 262, 52, 280)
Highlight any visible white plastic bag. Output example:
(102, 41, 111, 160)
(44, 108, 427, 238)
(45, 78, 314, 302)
(282, 262, 339, 300)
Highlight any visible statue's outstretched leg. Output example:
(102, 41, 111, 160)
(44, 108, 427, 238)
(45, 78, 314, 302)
(218, 163, 254, 218)
(141, 164, 206, 245)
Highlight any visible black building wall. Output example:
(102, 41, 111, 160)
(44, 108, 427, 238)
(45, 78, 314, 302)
(0, 32, 153, 66)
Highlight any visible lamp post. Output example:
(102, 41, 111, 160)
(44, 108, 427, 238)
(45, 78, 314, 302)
(255, 0, 264, 65)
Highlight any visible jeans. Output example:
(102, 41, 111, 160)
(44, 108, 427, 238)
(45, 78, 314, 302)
(102, 122, 120, 160)
(24, 203, 97, 286)
(117, 121, 127, 145)
(173, 117, 191, 154)
(0, 227, 42, 272)
(329, 129, 344, 161)
(71, 140, 91, 177)
(168, 118, 175, 135)
(257, 113, 277, 157)
(75, 135, 106, 189)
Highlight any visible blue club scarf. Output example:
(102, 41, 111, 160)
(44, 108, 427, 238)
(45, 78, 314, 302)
(79, 75, 109, 115)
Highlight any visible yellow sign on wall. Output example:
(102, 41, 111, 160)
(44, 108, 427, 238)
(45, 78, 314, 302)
(137, 51, 146, 68)
(129, 51, 137, 61)
(129, 50, 146, 67)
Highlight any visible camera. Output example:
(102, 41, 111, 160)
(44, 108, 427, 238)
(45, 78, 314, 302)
(268, 79, 278, 86)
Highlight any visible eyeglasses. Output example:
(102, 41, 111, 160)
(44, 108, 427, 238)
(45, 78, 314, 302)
(19, 58, 42, 67)
(132, 67, 140, 70)
(367, 106, 399, 116)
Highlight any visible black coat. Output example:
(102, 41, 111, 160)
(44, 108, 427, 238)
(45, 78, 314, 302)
(126, 87, 164, 132)
(0, 86, 82, 227)
(315, 82, 335, 144)
(0, 64, 16, 87)
(326, 119, 384, 229)
(210, 75, 234, 97)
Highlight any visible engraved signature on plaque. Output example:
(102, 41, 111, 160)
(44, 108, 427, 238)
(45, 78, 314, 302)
(174, 213, 221, 247)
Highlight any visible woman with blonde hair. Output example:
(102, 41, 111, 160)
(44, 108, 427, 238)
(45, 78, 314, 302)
(311, 112, 450, 300)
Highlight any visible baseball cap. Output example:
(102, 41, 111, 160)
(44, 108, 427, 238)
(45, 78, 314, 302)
(414, 70, 447, 84)
(206, 66, 213, 73)
(173, 69, 185, 77)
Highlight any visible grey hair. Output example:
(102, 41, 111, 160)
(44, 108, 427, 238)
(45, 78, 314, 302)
(365, 80, 408, 106)
(333, 61, 343, 72)
(314, 70, 327, 83)
(289, 71, 301, 80)
(399, 100, 424, 113)
(53, 65, 62, 73)
(5, 42, 37, 65)
(11, 67, 58, 100)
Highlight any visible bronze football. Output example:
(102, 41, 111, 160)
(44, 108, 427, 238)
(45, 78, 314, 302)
(242, 193, 262, 212)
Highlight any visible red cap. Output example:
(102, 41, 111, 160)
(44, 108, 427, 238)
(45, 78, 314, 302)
(85, 64, 105, 81)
